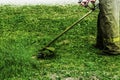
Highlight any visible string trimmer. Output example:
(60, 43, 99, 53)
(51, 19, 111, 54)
(37, 0, 99, 58)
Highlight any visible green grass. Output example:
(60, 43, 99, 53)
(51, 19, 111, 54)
(0, 5, 120, 80)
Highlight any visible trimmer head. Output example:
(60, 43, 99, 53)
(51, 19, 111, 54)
(37, 47, 55, 59)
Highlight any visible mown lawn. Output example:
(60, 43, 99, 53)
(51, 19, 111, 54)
(0, 5, 120, 80)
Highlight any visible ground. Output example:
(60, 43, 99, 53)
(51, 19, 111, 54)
(0, 5, 120, 80)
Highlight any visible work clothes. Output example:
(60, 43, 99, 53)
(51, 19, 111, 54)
(96, 0, 120, 54)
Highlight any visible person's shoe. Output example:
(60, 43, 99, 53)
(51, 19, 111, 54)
(97, 50, 120, 56)
(92, 44, 104, 50)
(102, 50, 120, 55)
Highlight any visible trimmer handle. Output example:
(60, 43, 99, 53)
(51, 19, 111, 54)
(78, 0, 98, 10)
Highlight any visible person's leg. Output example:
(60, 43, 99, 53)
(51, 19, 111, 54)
(96, 12, 104, 50)
(97, 0, 120, 54)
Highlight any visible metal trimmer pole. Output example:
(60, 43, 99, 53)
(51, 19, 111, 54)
(39, 10, 93, 52)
